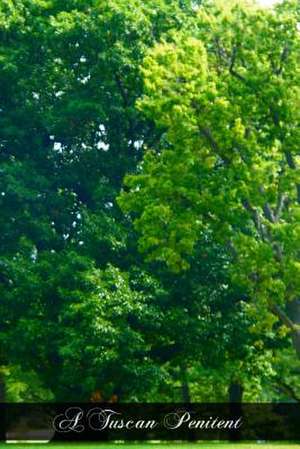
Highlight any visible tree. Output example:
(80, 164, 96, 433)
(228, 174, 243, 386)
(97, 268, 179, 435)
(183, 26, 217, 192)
(1, 250, 168, 401)
(119, 0, 300, 358)
(146, 236, 279, 403)
(0, 0, 202, 400)
(1, 0, 297, 403)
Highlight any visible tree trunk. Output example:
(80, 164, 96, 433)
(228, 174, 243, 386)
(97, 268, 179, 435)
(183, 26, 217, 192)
(180, 364, 191, 403)
(292, 331, 300, 358)
(269, 300, 300, 359)
(228, 381, 243, 403)
(0, 371, 5, 442)
(287, 299, 300, 358)
(0, 371, 5, 402)
(228, 380, 243, 441)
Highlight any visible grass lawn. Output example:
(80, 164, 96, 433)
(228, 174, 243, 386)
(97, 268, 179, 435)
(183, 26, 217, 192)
(0, 443, 299, 449)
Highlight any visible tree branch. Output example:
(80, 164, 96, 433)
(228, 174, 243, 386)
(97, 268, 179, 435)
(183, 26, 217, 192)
(274, 379, 300, 402)
(263, 203, 276, 223)
(285, 151, 300, 204)
(242, 199, 269, 241)
(229, 45, 246, 82)
(198, 126, 231, 166)
(273, 46, 289, 76)
(269, 302, 297, 332)
(275, 193, 288, 221)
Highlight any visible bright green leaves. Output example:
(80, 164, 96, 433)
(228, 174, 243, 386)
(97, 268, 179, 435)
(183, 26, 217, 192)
(120, 147, 204, 271)
(119, 34, 210, 270)
(119, 0, 300, 346)
(140, 34, 208, 130)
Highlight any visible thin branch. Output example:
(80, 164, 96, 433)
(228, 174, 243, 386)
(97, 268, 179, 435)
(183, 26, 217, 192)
(269, 302, 297, 332)
(285, 151, 296, 169)
(198, 126, 231, 166)
(274, 380, 300, 402)
(274, 46, 289, 76)
(200, 127, 219, 152)
(242, 199, 269, 241)
(229, 45, 246, 82)
(274, 193, 288, 221)
(263, 203, 276, 223)
(285, 151, 300, 204)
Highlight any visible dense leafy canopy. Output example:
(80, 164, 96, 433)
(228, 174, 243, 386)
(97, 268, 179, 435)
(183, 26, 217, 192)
(120, 0, 300, 356)
(0, 0, 299, 402)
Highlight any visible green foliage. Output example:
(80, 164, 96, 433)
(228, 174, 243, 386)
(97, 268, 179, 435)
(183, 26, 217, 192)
(1, 0, 298, 403)
(5, 366, 54, 402)
(0, 0, 194, 400)
(119, 0, 300, 349)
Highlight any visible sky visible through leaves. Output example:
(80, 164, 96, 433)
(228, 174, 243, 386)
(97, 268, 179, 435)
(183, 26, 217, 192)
(258, 0, 279, 6)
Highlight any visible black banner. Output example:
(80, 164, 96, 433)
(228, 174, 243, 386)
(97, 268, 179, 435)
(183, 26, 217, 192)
(1, 403, 299, 441)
